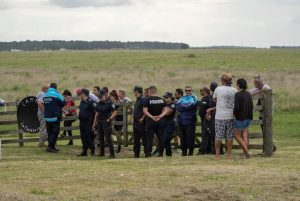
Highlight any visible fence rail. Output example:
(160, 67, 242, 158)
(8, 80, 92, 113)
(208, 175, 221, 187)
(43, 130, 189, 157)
(0, 91, 274, 156)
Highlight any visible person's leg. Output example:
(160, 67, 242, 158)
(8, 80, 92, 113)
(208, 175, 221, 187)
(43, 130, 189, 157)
(46, 122, 53, 149)
(51, 121, 60, 150)
(165, 121, 175, 156)
(133, 123, 141, 157)
(187, 121, 196, 156)
(104, 121, 115, 158)
(98, 121, 105, 156)
(234, 129, 249, 155)
(78, 121, 88, 156)
(241, 128, 249, 147)
(225, 120, 234, 159)
(38, 114, 47, 146)
(179, 124, 188, 156)
(214, 119, 225, 159)
(65, 120, 73, 145)
(85, 121, 95, 155)
(62, 120, 67, 136)
(200, 119, 209, 154)
(145, 119, 155, 157)
(157, 120, 165, 156)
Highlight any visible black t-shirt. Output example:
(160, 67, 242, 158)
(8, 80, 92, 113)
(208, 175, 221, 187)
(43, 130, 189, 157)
(199, 95, 210, 119)
(143, 96, 166, 116)
(95, 99, 116, 120)
(78, 99, 95, 121)
(208, 94, 216, 118)
(133, 96, 144, 121)
(164, 102, 176, 121)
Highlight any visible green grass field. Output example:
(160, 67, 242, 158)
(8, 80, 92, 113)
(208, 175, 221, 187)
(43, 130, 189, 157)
(0, 49, 299, 110)
(0, 111, 299, 201)
(0, 49, 300, 200)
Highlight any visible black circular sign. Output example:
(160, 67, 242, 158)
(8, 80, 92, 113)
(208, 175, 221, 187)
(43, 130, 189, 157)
(17, 96, 39, 133)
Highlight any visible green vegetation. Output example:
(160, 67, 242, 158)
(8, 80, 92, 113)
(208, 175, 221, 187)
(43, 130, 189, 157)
(0, 49, 299, 111)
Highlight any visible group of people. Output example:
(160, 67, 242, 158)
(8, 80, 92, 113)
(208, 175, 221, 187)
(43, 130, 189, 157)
(36, 73, 271, 159)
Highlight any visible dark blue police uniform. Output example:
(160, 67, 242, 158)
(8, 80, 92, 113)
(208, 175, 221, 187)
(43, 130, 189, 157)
(143, 96, 166, 157)
(199, 95, 211, 154)
(133, 96, 146, 157)
(95, 98, 116, 157)
(160, 102, 176, 156)
(78, 98, 96, 155)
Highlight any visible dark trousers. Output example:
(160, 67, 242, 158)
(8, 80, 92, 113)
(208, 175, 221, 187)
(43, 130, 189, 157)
(46, 121, 60, 149)
(80, 120, 95, 151)
(145, 118, 164, 156)
(200, 118, 211, 154)
(160, 120, 175, 156)
(133, 122, 146, 155)
(97, 119, 114, 156)
(179, 121, 196, 155)
(63, 120, 75, 137)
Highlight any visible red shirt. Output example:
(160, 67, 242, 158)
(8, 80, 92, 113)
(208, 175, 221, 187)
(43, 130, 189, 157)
(65, 100, 77, 116)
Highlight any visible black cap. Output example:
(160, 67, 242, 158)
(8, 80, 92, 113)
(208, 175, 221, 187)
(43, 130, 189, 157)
(133, 86, 143, 94)
(163, 92, 173, 98)
(210, 82, 218, 92)
(81, 88, 89, 97)
(99, 89, 106, 98)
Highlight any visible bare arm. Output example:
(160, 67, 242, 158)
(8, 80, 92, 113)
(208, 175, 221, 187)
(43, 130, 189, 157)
(93, 112, 98, 129)
(37, 101, 44, 113)
(107, 110, 117, 122)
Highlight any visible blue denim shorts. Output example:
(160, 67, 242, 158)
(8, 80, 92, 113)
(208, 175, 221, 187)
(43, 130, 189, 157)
(234, 119, 251, 131)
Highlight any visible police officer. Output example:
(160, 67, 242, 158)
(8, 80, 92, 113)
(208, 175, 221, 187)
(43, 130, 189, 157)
(132, 86, 146, 158)
(93, 89, 117, 158)
(198, 87, 211, 155)
(77, 88, 96, 157)
(206, 82, 224, 155)
(143, 86, 166, 157)
(176, 86, 198, 156)
(158, 92, 176, 157)
(43, 83, 66, 153)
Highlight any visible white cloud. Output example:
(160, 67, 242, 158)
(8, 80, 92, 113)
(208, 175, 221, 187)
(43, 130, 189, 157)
(0, 0, 299, 47)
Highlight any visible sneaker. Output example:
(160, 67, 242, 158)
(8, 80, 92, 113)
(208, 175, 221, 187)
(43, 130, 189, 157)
(245, 152, 254, 159)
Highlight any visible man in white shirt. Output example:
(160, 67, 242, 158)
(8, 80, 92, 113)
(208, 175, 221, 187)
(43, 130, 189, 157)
(249, 75, 271, 95)
(37, 85, 49, 147)
(213, 73, 237, 160)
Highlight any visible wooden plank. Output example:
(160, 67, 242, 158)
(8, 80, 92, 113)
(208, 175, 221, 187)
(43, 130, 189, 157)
(62, 116, 78, 121)
(249, 132, 263, 138)
(0, 130, 18, 135)
(60, 126, 79, 131)
(0, 120, 18, 125)
(232, 144, 263, 150)
(250, 120, 263, 125)
(0, 111, 17, 115)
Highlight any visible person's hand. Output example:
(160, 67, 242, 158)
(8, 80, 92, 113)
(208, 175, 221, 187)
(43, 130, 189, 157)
(206, 114, 211, 121)
(154, 116, 161, 122)
(139, 118, 144, 123)
(92, 123, 96, 131)
(107, 118, 111, 123)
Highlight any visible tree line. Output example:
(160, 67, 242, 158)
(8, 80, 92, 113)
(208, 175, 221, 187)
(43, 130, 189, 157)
(0, 40, 190, 51)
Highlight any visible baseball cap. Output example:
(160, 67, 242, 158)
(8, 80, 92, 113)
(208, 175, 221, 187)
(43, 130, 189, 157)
(163, 92, 173, 98)
(133, 86, 143, 94)
(99, 89, 106, 98)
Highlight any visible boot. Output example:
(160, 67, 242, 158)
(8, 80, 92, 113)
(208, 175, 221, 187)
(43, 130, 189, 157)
(91, 149, 95, 156)
(134, 153, 140, 158)
(67, 140, 73, 145)
(77, 150, 87, 157)
(188, 150, 194, 156)
(181, 150, 187, 156)
(116, 145, 121, 153)
(99, 149, 105, 157)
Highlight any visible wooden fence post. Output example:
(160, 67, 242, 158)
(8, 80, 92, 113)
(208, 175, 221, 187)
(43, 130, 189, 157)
(123, 103, 128, 147)
(16, 100, 24, 147)
(262, 90, 273, 156)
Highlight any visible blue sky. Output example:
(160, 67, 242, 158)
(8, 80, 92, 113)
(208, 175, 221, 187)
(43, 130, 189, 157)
(0, 0, 299, 47)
